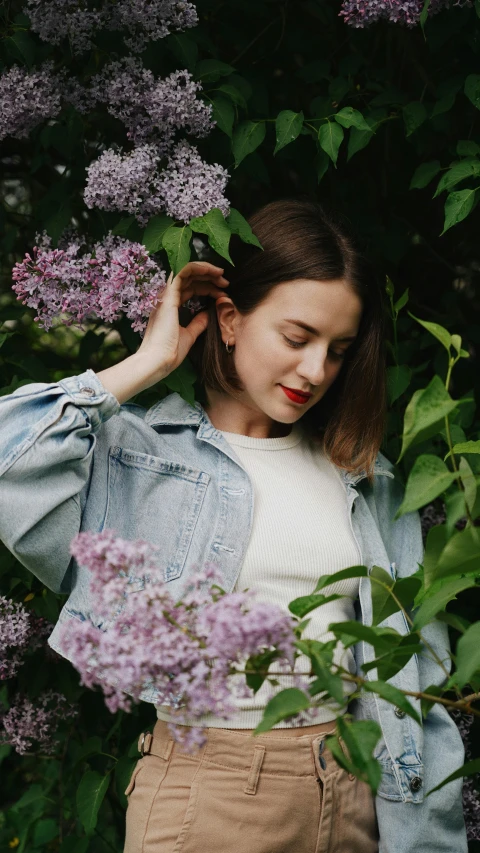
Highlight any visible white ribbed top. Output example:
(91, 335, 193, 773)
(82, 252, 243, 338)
(155, 422, 362, 729)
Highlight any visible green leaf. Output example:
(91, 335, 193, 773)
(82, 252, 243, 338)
(232, 121, 266, 167)
(426, 758, 480, 797)
(76, 770, 109, 835)
(441, 189, 477, 235)
(464, 74, 480, 110)
(397, 375, 459, 462)
(457, 140, 480, 157)
(449, 440, 480, 457)
(370, 565, 395, 626)
(363, 681, 421, 725)
(313, 566, 368, 594)
(318, 121, 344, 167)
(403, 102, 427, 136)
(227, 208, 262, 249)
(454, 622, 480, 688)
(315, 148, 330, 182)
(420, 683, 444, 718)
(434, 160, 480, 197)
(274, 110, 304, 155)
(423, 524, 448, 589)
(297, 640, 345, 704)
(111, 216, 136, 237)
(412, 577, 476, 631)
(434, 527, 480, 583)
(347, 126, 374, 161)
(394, 288, 409, 313)
(162, 357, 197, 406)
(33, 819, 58, 847)
(371, 575, 422, 624)
(410, 161, 441, 190)
(327, 718, 383, 793)
(72, 736, 103, 768)
(245, 649, 279, 693)
(211, 94, 235, 137)
(459, 456, 477, 513)
(408, 313, 452, 350)
(142, 215, 174, 254)
(362, 635, 423, 681)
(328, 620, 401, 653)
(167, 33, 198, 70)
(254, 688, 311, 734)
(115, 756, 137, 808)
(217, 83, 248, 111)
(395, 455, 458, 518)
(188, 208, 232, 263)
(11, 784, 48, 811)
(387, 365, 412, 405)
(8, 31, 35, 67)
(162, 225, 192, 274)
(195, 59, 235, 82)
(288, 592, 344, 619)
(334, 107, 371, 131)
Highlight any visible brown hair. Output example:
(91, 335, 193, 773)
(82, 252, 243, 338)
(189, 198, 387, 480)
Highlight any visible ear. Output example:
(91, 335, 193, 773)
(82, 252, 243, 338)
(215, 295, 239, 344)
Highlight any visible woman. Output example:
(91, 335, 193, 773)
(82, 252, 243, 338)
(0, 199, 467, 852)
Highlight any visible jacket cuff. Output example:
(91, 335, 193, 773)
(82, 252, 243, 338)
(58, 369, 120, 428)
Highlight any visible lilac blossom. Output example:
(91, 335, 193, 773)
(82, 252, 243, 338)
(0, 596, 31, 680)
(106, 0, 198, 52)
(25, 0, 197, 55)
(0, 63, 64, 141)
(11, 233, 167, 335)
(84, 145, 164, 224)
(158, 141, 230, 223)
(90, 60, 213, 148)
(0, 690, 77, 755)
(59, 530, 297, 748)
(339, 0, 470, 27)
(0, 596, 55, 680)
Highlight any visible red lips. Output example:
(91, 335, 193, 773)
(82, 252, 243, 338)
(280, 385, 312, 404)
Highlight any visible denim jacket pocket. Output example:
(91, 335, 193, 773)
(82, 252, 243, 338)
(103, 446, 210, 582)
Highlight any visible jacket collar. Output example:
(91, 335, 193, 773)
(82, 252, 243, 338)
(144, 392, 394, 485)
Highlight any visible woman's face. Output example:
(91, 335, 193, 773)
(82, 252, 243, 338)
(218, 278, 363, 427)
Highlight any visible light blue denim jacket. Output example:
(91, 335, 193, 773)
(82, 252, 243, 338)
(0, 369, 467, 852)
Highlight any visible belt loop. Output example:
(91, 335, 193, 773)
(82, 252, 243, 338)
(244, 744, 266, 796)
(138, 731, 153, 756)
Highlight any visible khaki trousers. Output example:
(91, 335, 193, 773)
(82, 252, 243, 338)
(123, 718, 379, 853)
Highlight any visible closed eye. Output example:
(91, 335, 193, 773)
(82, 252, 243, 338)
(283, 335, 347, 360)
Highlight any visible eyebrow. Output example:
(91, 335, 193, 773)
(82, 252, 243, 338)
(283, 319, 357, 342)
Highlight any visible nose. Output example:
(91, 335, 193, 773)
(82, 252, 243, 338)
(296, 347, 328, 388)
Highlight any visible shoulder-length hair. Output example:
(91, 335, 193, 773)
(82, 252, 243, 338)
(189, 197, 387, 480)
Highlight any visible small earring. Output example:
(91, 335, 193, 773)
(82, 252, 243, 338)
(225, 340, 234, 353)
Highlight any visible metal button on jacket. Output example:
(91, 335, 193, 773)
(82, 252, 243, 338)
(410, 776, 422, 792)
(79, 387, 95, 395)
(394, 707, 406, 718)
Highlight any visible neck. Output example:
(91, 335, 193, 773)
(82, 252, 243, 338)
(203, 387, 293, 439)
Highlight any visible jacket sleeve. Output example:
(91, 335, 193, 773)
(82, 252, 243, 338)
(372, 454, 467, 853)
(0, 369, 120, 594)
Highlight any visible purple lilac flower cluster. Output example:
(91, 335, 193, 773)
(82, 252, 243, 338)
(339, 0, 470, 27)
(12, 233, 167, 334)
(1, 595, 55, 680)
(0, 690, 78, 755)
(448, 708, 480, 841)
(24, 0, 197, 55)
(84, 140, 229, 224)
(60, 530, 298, 749)
(158, 141, 230, 222)
(84, 145, 164, 225)
(0, 63, 64, 141)
(90, 61, 214, 148)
